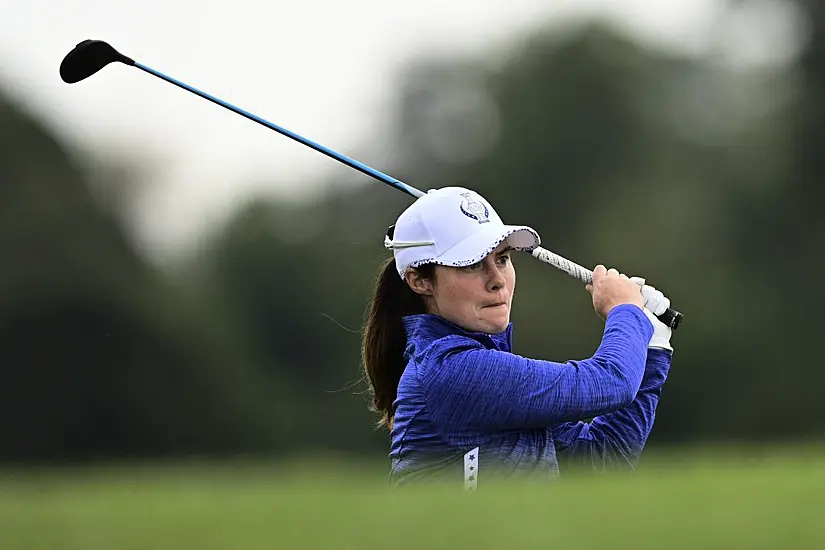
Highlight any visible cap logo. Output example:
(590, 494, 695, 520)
(459, 192, 490, 224)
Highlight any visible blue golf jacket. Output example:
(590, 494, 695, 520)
(389, 304, 672, 486)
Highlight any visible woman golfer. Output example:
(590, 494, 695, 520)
(362, 187, 673, 488)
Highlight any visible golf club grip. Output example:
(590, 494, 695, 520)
(530, 246, 683, 330)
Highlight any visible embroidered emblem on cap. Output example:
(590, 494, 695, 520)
(459, 192, 490, 224)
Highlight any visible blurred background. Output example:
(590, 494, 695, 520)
(1, 0, 823, 474)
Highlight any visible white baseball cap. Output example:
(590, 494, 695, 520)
(384, 187, 541, 278)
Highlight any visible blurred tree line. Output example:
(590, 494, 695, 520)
(1, 0, 822, 463)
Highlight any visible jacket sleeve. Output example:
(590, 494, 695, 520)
(551, 347, 672, 471)
(417, 304, 653, 435)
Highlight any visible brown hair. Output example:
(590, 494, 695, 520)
(361, 257, 436, 431)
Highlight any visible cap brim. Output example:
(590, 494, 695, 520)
(410, 223, 540, 270)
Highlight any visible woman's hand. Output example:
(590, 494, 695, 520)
(586, 265, 645, 319)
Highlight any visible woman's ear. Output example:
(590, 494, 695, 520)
(405, 269, 434, 296)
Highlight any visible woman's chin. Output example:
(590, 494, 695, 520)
(479, 308, 510, 333)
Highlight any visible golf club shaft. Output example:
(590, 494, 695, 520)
(134, 63, 425, 199)
(133, 60, 680, 329)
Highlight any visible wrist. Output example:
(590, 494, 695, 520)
(607, 302, 645, 316)
(643, 308, 673, 351)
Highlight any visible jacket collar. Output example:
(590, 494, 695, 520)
(401, 313, 514, 352)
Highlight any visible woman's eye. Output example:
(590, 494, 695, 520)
(498, 254, 511, 264)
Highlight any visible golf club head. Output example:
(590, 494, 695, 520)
(59, 40, 134, 83)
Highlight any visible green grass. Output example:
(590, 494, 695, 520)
(1, 446, 824, 550)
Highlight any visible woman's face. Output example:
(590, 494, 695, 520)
(406, 242, 516, 334)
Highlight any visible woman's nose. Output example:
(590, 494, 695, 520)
(487, 264, 505, 291)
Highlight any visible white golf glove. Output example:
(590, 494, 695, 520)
(630, 277, 673, 351)
(630, 277, 670, 315)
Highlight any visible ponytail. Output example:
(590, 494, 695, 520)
(362, 257, 435, 431)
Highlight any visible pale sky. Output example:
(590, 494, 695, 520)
(2, 0, 726, 259)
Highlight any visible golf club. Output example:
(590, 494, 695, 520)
(59, 39, 683, 330)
